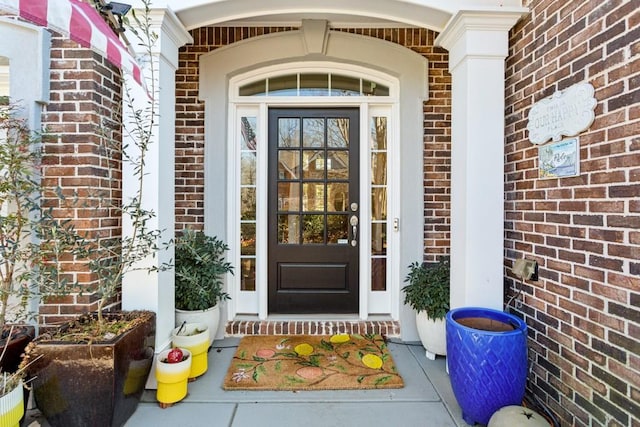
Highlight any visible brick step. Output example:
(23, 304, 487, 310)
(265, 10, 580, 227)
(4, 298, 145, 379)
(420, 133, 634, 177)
(225, 320, 400, 337)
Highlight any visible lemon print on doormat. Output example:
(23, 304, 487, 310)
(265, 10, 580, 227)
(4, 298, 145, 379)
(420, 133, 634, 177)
(223, 334, 404, 390)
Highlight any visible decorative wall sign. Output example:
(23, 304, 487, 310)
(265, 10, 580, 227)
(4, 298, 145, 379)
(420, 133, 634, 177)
(538, 137, 580, 179)
(527, 82, 596, 145)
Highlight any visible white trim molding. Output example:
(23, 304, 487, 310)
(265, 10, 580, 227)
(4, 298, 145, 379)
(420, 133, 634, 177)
(200, 21, 427, 340)
(436, 10, 526, 311)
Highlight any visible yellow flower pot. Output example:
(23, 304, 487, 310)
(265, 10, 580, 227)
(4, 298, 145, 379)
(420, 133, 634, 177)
(171, 323, 210, 379)
(155, 348, 192, 406)
(0, 380, 24, 427)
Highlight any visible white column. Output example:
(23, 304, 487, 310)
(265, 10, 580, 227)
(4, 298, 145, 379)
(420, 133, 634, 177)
(122, 8, 192, 351)
(436, 11, 524, 311)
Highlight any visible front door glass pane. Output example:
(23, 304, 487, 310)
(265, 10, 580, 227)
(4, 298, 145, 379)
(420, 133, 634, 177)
(328, 118, 349, 147)
(327, 183, 348, 212)
(302, 183, 325, 211)
(303, 214, 324, 243)
(327, 215, 349, 243)
(302, 151, 325, 179)
(278, 214, 300, 244)
(303, 118, 325, 147)
(278, 182, 300, 211)
(278, 118, 300, 147)
(327, 151, 349, 179)
(278, 150, 300, 179)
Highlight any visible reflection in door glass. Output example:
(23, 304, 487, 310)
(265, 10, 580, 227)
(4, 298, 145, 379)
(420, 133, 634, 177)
(241, 259, 256, 291)
(327, 151, 348, 179)
(278, 150, 300, 179)
(278, 118, 300, 147)
(327, 215, 349, 244)
(327, 183, 348, 212)
(303, 118, 324, 147)
(278, 182, 300, 211)
(328, 118, 349, 147)
(241, 188, 256, 220)
(371, 223, 386, 255)
(278, 214, 300, 244)
(303, 214, 324, 244)
(240, 116, 258, 293)
(302, 150, 325, 179)
(303, 183, 325, 211)
(241, 153, 256, 185)
(241, 223, 256, 255)
(371, 116, 388, 291)
(371, 258, 386, 290)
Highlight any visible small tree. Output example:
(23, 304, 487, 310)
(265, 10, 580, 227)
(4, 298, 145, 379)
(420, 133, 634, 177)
(0, 103, 83, 326)
(69, 0, 162, 327)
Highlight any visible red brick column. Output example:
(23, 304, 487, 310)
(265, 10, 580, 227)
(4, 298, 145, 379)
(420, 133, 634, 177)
(39, 34, 123, 327)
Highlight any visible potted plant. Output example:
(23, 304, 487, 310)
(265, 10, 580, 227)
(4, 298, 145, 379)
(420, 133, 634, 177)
(402, 257, 450, 360)
(170, 322, 209, 379)
(446, 307, 528, 425)
(174, 229, 233, 345)
(155, 347, 191, 408)
(18, 3, 161, 426)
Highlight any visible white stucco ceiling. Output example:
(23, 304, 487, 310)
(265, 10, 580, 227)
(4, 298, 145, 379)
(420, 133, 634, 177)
(129, 0, 527, 32)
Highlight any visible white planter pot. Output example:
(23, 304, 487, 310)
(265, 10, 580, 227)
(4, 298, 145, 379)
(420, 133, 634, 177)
(415, 311, 447, 360)
(175, 304, 220, 346)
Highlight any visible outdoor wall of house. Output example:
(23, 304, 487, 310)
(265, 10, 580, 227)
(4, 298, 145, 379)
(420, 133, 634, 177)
(504, 1, 639, 426)
(39, 34, 123, 327)
(174, 26, 451, 263)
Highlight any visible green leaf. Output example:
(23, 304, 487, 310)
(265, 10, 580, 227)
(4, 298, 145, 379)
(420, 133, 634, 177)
(374, 376, 391, 386)
(319, 339, 334, 351)
(357, 376, 365, 383)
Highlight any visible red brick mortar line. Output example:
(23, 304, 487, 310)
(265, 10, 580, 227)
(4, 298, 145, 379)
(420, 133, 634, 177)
(225, 320, 400, 338)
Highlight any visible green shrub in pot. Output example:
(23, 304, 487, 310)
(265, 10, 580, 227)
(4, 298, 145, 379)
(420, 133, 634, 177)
(402, 257, 450, 359)
(174, 229, 234, 311)
(402, 257, 450, 320)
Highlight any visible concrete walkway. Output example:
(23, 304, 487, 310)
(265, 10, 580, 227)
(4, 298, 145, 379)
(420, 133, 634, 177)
(125, 338, 466, 427)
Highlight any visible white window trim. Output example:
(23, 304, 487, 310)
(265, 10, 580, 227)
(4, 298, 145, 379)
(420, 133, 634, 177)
(227, 64, 400, 320)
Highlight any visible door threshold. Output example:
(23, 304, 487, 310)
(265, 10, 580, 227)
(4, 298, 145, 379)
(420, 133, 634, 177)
(225, 318, 400, 338)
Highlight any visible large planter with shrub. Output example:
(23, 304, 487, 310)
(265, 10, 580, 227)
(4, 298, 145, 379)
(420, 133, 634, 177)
(175, 305, 219, 348)
(23, 311, 155, 427)
(446, 307, 528, 426)
(402, 258, 449, 360)
(174, 229, 233, 345)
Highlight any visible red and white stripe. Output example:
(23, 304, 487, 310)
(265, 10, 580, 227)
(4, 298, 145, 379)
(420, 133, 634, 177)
(0, 0, 142, 85)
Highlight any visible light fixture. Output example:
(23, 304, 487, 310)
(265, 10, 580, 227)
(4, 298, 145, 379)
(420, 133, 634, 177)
(102, 2, 131, 16)
(100, 2, 132, 33)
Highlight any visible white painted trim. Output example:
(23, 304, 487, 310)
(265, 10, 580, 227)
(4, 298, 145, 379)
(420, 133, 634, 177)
(201, 24, 427, 336)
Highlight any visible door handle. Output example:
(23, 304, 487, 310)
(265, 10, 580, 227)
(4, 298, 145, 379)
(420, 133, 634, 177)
(350, 215, 358, 247)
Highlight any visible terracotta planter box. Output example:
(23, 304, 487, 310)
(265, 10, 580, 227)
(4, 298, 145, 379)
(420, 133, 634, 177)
(26, 311, 155, 427)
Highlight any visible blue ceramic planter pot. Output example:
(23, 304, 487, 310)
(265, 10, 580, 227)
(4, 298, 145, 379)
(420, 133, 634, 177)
(446, 307, 528, 425)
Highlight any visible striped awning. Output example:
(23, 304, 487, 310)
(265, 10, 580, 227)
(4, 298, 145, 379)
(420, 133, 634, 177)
(0, 0, 142, 85)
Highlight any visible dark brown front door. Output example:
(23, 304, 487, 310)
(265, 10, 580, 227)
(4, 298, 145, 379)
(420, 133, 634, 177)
(268, 108, 359, 313)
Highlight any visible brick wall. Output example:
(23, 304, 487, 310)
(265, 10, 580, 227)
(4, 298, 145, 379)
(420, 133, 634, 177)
(505, 1, 640, 425)
(40, 34, 123, 326)
(175, 27, 451, 262)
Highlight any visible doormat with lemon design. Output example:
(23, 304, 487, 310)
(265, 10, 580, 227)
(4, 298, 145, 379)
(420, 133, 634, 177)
(223, 334, 404, 390)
